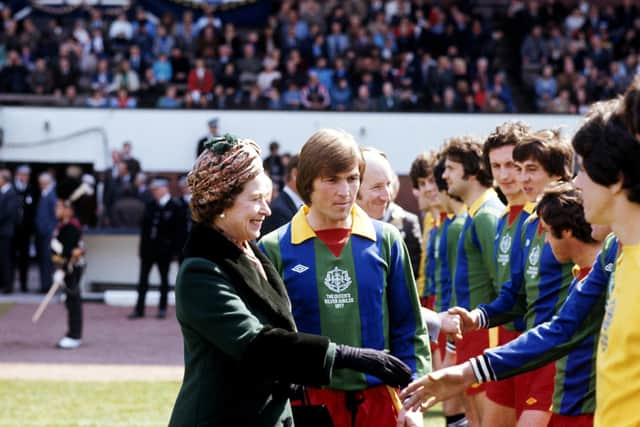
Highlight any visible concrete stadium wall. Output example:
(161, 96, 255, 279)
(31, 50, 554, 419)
(0, 107, 584, 174)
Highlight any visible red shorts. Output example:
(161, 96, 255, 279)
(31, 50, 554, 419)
(486, 327, 521, 408)
(429, 330, 448, 364)
(548, 413, 593, 427)
(305, 385, 399, 427)
(514, 362, 556, 418)
(456, 328, 489, 395)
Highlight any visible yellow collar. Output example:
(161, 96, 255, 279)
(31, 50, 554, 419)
(468, 188, 497, 217)
(502, 201, 536, 216)
(290, 204, 377, 244)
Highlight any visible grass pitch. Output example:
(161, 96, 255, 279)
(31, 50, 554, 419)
(0, 380, 444, 426)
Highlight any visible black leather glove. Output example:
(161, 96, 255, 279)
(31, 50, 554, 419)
(333, 344, 412, 387)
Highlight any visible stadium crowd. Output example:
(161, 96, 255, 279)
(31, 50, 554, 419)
(513, 0, 640, 112)
(1, 1, 638, 114)
(0, 0, 517, 112)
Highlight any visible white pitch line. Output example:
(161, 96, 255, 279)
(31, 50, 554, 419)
(0, 363, 183, 382)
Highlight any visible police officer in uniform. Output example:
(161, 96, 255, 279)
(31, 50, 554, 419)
(128, 177, 181, 319)
(196, 118, 219, 157)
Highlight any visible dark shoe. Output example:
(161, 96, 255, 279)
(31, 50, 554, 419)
(127, 311, 144, 319)
(156, 309, 167, 319)
(1, 288, 13, 294)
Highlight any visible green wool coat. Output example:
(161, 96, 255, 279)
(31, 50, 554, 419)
(168, 223, 336, 427)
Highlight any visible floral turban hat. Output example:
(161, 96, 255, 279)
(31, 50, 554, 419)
(188, 134, 263, 211)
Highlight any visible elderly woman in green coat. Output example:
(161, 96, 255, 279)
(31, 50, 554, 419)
(168, 135, 412, 427)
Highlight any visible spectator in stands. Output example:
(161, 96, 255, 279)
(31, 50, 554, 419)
(256, 56, 281, 94)
(521, 25, 548, 67)
(535, 64, 558, 110)
(0, 50, 28, 93)
(152, 52, 172, 84)
(128, 45, 148, 78)
(187, 58, 214, 102)
(196, 25, 217, 64)
(109, 88, 137, 108)
(352, 84, 376, 111)
(91, 58, 112, 93)
(488, 72, 515, 112)
(156, 85, 181, 108)
(28, 58, 54, 94)
(110, 60, 140, 94)
(108, 13, 133, 41)
(281, 81, 302, 109)
(88, 27, 106, 59)
(378, 81, 399, 111)
(153, 25, 174, 59)
(194, 5, 222, 34)
(62, 85, 85, 107)
(132, 23, 154, 63)
(169, 47, 190, 84)
(175, 10, 196, 52)
(300, 71, 330, 110)
(236, 43, 262, 90)
(86, 89, 108, 108)
(330, 77, 352, 110)
(326, 21, 349, 60)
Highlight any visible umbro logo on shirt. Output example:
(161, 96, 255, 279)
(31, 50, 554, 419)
(291, 264, 309, 273)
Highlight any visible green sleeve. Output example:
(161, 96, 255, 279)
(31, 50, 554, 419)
(475, 210, 499, 291)
(447, 220, 464, 307)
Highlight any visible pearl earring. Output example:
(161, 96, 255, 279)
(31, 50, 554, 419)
(219, 212, 225, 218)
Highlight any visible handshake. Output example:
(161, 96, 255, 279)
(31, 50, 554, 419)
(332, 306, 478, 388)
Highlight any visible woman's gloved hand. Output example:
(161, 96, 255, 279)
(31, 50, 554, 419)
(334, 344, 412, 387)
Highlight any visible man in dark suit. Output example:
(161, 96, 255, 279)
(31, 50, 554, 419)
(175, 176, 191, 264)
(35, 172, 57, 293)
(260, 154, 303, 235)
(129, 178, 182, 319)
(0, 169, 19, 293)
(196, 118, 219, 157)
(12, 165, 38, 292)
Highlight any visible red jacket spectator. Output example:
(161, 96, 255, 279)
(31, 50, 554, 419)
(187, 59, 214, 95)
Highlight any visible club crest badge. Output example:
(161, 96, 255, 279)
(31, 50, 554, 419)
(324, 267, 352, 293)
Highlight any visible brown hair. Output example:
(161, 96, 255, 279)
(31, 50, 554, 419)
(483, 121, 531, 176)
(536, 182, 595, 243)
(441, 135, 493, 187)
(296, 129, 364, 205)
(190, 184, 245, 223)
(513, 129, 574, 181)
(408, 151, 437, 189)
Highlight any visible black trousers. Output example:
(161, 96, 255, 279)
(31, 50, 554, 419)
(0, 237, 13, 292)
(64, 267, 83, 339)
(134, 256, 171, 314)
(11, 227, 32, 291)
(36, 232, 53, 292)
